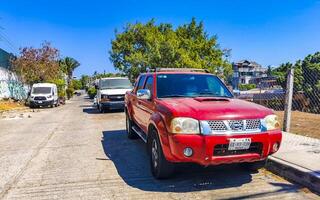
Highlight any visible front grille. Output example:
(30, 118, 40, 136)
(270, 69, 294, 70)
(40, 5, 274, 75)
(246, 119, 261, 130)
(207, 120, 227, 131)
(108, 95, 124, 101)
(34, 96, 46, 100)
(213, 142, 263, 156)
(229, 120, 244, 131)
(207, 119, 261, 133)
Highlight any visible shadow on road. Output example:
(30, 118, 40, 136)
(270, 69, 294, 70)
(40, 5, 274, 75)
(83, 108, 124, 114)
(101, 129, 257, 193)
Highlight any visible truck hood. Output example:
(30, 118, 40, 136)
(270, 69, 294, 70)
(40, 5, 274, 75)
(158, 97, 273, 120)
(100, 88, 132, 95)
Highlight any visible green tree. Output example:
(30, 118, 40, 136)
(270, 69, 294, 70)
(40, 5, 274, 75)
(71, 79, 82, 90)
(59, 57, 80, 86)
(80, 75, 90, 89)
(301, 52, 320, 113)
(110, 18, 231, 82)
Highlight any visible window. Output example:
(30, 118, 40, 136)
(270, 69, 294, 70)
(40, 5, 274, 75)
(136, 75, 146, 92)
(156, 74, 232, 98)
(100, 78, 132, 89)
(144, 76, 154, 95)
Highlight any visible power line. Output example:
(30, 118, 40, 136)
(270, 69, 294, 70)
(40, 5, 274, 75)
(0, 31, 17, 52)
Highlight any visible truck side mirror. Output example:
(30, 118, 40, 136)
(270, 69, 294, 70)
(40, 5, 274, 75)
(137, 89, 151, 100)
(95, 85, 99, 90)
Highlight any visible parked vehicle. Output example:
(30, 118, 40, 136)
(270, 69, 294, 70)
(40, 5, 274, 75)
(125, 68, 282, 179)
(96, 77, 133, 112)
(29, 83, 59, 108)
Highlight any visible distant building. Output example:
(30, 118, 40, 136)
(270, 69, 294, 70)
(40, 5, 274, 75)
(0, 48, 13, 69)
(232, 60, 267, 89)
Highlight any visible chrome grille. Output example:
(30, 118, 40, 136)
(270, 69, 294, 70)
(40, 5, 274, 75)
(206, 119, 262, 133)
(229, 120, 244, 131)
(246, 119, 261, 130)
(207, 120, 227, 131)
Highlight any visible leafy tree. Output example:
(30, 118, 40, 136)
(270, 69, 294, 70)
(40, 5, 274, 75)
(11, 42, 60, 85)
(110, 18, 231, 82)
(71, 79, 82, 90)
(301, 52, 320, 112)
(59, 57, 80, 86)
(80, 75, 90, 89)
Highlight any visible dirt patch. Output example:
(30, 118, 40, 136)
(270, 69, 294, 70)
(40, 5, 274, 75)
(275, 111, 320, 139)
(0, 100, 27, 112)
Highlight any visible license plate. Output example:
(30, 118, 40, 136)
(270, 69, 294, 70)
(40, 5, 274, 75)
(38, 101, 43, 103)
(228, 138, 251, 150)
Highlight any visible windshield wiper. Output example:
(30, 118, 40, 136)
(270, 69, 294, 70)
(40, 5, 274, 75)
(159, 94, 189, 98)
(196, 92, 232, 98)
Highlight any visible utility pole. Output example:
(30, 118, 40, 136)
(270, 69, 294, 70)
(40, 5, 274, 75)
(283, 68, 294, 132)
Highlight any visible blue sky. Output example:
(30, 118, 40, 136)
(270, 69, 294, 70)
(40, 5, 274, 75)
(0, 0, 320, 77)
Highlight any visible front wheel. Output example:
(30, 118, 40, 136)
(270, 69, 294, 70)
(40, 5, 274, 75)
(98, 104, 104, 113)
(126, 113, 138, 139)
(149, 129, 174, 179)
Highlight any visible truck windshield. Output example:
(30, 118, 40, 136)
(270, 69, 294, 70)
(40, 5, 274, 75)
(157, 74, 233, 98)
(100, 79, 132, 89)
(32, 87, 51, 94)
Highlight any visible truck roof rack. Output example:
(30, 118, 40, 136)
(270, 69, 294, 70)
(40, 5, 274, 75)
(148, 68, 210, 73)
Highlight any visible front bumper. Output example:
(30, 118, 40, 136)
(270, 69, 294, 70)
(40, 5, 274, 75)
(166, 130, 282, 166)
(100, 101, 125, 110)
(30, 100, 54, 106)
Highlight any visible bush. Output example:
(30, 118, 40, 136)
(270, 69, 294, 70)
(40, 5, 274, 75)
(66, 87, 75, 100)
(49, 79, 66, 98)
(239, 84, 256, 91)
(87, 87, 97, 99)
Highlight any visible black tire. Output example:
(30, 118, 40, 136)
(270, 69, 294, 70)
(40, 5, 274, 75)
(98, 104, 104, 113)
(126, 112, 138, 139)
(149, 129, 174, 179)
(241, 160, 266, 171)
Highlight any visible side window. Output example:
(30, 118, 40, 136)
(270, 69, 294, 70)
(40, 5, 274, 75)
(144, 76, 154, 95)
(135, 75, 146, 93)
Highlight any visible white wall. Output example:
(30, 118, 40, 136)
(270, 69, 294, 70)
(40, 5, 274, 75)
(0, 67, 28, 100)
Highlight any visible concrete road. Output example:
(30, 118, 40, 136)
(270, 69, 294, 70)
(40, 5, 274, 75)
(0, 96, 318, 200)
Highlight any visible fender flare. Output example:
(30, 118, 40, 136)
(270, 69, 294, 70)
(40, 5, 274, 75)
(148, 113, 175, 161)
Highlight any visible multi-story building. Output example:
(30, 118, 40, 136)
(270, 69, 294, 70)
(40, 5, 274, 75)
(232, 60, 267, 89)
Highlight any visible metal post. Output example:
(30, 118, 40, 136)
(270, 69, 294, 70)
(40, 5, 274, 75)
(283, 68, 294, 132)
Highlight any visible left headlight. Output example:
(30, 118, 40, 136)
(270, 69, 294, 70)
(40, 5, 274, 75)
(171, 117, 200, 134)
(263, 114, 280, 130)
(47, 95, 52, 98)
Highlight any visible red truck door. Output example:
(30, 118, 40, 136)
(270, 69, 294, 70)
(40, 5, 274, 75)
(132, 75, 146, 128)
(136, 75, 154, 133)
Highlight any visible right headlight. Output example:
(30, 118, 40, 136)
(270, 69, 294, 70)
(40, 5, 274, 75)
(171, 117, 200, 134)
(263, 114, 280, 130)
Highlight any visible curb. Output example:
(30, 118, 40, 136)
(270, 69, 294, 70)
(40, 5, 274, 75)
(266, 156, 320, 194)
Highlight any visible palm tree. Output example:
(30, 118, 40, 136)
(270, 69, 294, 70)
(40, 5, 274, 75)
(59, 57, 80, 86)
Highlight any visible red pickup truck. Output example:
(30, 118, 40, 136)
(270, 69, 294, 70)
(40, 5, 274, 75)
(125, 69, 282, 179)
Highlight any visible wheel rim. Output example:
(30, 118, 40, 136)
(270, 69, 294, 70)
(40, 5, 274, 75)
(151, 139, 158, 168)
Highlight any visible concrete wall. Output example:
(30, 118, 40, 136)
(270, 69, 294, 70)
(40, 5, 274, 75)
(0, 67, 28, 100)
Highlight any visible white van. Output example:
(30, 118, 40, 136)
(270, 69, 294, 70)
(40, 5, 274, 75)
(96, 77, 132, 112)
(29, 83, 59, 108)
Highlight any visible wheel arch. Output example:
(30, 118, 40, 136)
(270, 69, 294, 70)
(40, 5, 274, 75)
(147, 113, 175, 161)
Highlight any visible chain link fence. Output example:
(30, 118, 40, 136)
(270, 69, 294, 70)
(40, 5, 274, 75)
(235, 68, 320, 139)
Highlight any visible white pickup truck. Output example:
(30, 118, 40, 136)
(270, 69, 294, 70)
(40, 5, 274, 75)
(96, 77, 132, 113)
